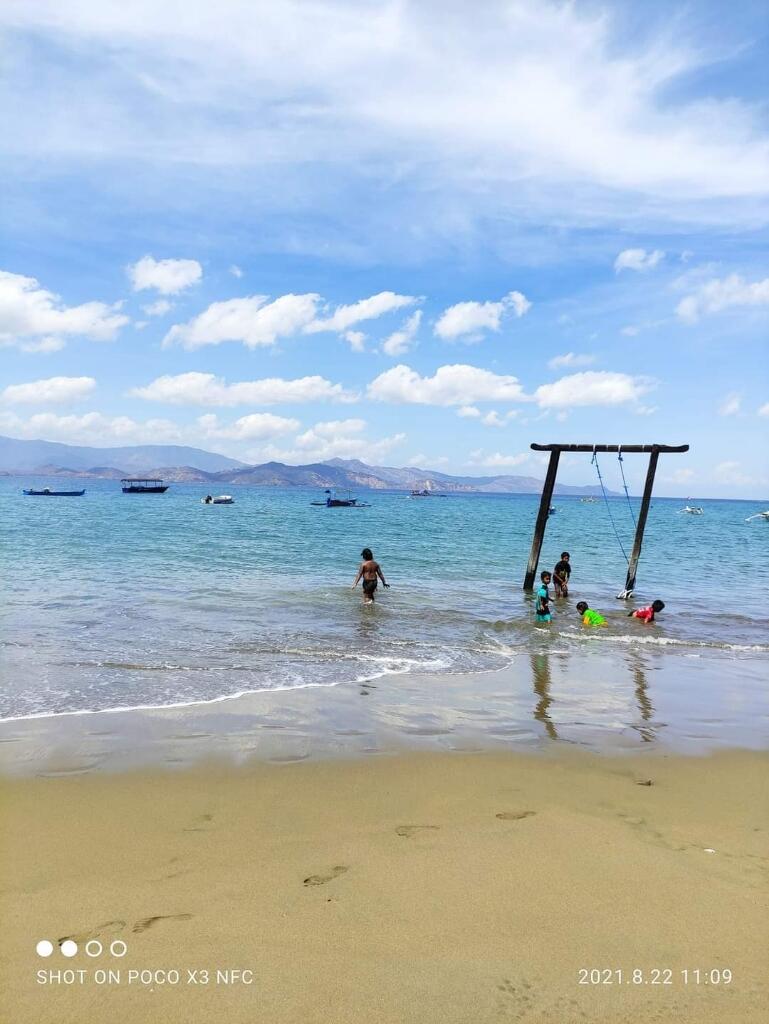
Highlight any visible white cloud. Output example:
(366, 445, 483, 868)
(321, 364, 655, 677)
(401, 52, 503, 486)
(473, 452, 531, 469)
(614, 249, 664, 273)
(343, 330, 366, 352)
(547, 352, 596, 369)
(620, 326, 640, 337)
(434, 291, 530, 342)
(265, 419, 405, 464)
(534, 371, 655, 408)
(1, 376, 96, 406)
(667, 468, 695, 484)
(197, 412, 299, 441)
(130, 371, 354, 406)
(229, 265, 243, 278)
(0, 410, 184, 446)
(758, 402, 769, 418)
(406, 454, 449, 467)
(676, 274, 769, 323)
(718, 392, 741, 416)
(382, 310, 422, 356)
(457, 405, 481, 418)
(127, 256, 202, 295)
(163, 293, 321, 349)
(714, 460, 751, 487)
(6, 1, 769, 231)
(305, 292, 419, 334)
(368, 364, 526, 406)
(142, 299, 173, 317)
(0, 270, 128, 351)
(482, 410, 518, 428)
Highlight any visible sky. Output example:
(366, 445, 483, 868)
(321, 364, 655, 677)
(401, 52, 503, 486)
(0, 0, 767, 497)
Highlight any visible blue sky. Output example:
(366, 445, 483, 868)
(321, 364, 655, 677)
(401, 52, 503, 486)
(0, 0, 767, 497)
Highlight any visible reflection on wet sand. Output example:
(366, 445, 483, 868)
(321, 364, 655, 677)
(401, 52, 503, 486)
(631, 652, 657, 743)
(531, 653, 558, 740)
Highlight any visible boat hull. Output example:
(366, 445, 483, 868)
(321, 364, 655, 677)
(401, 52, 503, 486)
(23, 489, 85, 497)
(122, 486, 169, 493)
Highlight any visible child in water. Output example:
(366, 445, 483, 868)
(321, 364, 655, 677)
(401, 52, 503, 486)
(553, 551, 571, 597)
(352, 548, 389, 604)
(628, 600, 665, 623)
(576, 601, 607, 627)
(535, 571, 552, 622)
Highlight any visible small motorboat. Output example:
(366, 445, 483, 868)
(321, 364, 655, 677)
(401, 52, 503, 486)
(409, 488, 446, 498)
(311, 490, 370, 508)
(202, 494, 234, 505)
(121, 478, 169, 494)
(548, 506, 557, 515)
(23, 487, 85, 496)
(745, 510, 769, 522)
(579, 496, 598, 503)
(679, 504, 704, 515)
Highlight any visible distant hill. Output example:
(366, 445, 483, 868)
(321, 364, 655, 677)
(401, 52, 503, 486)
(0, 436, 611, 495)
(0, 435, 246, 474)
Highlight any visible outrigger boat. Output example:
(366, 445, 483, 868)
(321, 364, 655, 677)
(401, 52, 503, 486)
(409, 488, 446, 498)
(23, 487, 85, 496)
(202, 494, 234, 505)
(579, 496, 598, 503)
(745, 510, 769, 522)
(121, 478, 169, 494)
(678, 504, 704, 515)
(311, 489, 370, 508)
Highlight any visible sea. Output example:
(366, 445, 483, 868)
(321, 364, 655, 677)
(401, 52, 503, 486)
(2, 478, 768, 747)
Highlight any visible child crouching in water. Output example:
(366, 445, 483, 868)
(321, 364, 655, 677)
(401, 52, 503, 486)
(576, 601, 607, 627)
(628, 599, 665, 623)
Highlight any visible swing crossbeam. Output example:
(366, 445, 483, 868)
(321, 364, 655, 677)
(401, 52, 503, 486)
(523, 443, 689, 595)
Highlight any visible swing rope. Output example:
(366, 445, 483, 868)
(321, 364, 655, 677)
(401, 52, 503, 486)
(617, 448, 637, 529)
(591, 448, 630, 564)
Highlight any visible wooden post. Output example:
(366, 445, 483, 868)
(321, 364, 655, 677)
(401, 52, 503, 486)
(523, 448, 560, 590)
(621, 446, 659, 597)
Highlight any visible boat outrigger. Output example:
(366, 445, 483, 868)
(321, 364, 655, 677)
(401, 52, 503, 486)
(679, 504, 704, 515)
(121, 478, 169, 494)
(745, 510, 769, 522)
(23, 487, 85, 496)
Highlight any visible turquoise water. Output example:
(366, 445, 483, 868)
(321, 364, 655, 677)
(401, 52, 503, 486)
(1, 478, 767, 728)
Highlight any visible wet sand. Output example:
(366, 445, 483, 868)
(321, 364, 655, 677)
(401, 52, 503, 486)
(1, 747, 767, 1024)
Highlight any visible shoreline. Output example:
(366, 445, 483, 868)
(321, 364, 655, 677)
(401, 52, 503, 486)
(1, 746, 767, 1023)
(1, 643, 768, 779)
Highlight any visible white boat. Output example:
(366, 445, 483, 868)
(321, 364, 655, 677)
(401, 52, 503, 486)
(679, 504, 703, 515)
(746, 510, 769, 522)
(202, 495, 234, 505)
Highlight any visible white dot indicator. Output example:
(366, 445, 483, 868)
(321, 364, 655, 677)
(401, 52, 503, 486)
(61, 940, 78, 958)
(36, 940, 54, 958)
(110, 940, 127, 958)
(85, 940, 103, 957)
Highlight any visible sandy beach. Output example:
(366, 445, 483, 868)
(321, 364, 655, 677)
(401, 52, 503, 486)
(1, 744, 767, 1024)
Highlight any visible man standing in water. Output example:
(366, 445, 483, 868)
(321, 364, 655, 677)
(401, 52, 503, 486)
(352, 548, 389, 604)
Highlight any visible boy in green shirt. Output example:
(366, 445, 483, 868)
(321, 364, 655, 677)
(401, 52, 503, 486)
(576, 601, 607, 627)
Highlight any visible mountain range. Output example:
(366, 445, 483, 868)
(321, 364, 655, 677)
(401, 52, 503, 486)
(0, 436, 609, 495)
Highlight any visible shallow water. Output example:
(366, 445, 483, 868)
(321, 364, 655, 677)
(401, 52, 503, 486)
(1, 479, 767, 743)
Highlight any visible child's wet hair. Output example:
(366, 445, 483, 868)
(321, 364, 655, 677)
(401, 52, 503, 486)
(576, 601, 588, 613)
(540, 570, 551, 581)
(361, 548, 373, 560)
(652, 599, 665, 612)
(561, 551, 569, 559)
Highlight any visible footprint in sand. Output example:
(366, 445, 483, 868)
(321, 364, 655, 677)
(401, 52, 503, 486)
(132, 914, 193, 933)
(303, 865, 348, 887)
(59, 919, 126, 945)
(395, 825, 440, 838)
(496, 811, 536, 821)
(183, 812, 215, 833)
